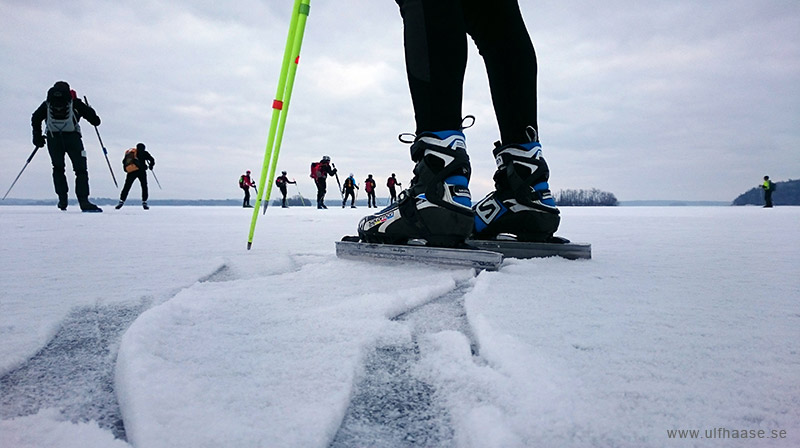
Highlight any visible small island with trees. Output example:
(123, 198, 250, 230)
(732, 179, 799, 206)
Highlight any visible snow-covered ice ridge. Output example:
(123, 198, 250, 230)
(1, 205, 798, 447)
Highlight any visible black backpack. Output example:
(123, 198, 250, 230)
(46, 85, 78, 133)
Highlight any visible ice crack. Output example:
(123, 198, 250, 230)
(331, 281, 478, 447)
(0, 300, 149, 441)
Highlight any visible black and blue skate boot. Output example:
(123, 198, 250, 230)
(472, 128, 560, 242)
(358, 127, 473, 247)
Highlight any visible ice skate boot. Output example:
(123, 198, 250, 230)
(358, 127, 473, 247)
(472, 128, 560, 242)
(79, 200, 103, 213)
(115, 200, 124, 210)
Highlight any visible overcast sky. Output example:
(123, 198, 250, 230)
(2, 0, 798, 202)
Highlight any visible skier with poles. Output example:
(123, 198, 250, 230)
(275, 170, 296, 208)
(310, 155, 337, 209)
(31, 81, 103, 212)
(239, 170, 256, 208)
(342, 173, 359, 208)
(115, 143, 156, 210)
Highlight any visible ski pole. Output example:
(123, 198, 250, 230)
(248, 0, 311, 249)
(332, 163, 343, 198)
(2, 146, 40, 200)
(295, 182, 306, 205)
(149, 168, 163, 189)
(259, 0, 311, 219)
(83, 96, 118, 188)
(253, 184, 258, 196)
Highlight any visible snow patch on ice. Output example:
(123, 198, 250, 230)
(0, 408, 130, 448)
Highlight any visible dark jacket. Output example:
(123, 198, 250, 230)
(276, 175, 296, 189)
(131, 148, 156, 171)
(31, 97, 100, 137)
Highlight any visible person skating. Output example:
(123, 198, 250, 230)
(387, 173, 402, 204)
(31, 81, 103, 212)
(364, 174, 377, 208)
(762, 175, 775, 208)
(342, 173, 359, 208)
(311, 155, 337, 209)
(275, 170, 296, 208)
(358, 0, 559, 246)
(239, 170, 255, 208)
(115, 143, 155, 210)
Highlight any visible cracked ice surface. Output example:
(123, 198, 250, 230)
(1, 205, 798, 447)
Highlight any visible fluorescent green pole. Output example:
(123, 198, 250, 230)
(248, 0, 311, 250)
(262, 0, 311, 217)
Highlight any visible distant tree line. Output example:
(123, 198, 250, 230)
(732, 179, 800, 206)
(556, 188, 619, 206)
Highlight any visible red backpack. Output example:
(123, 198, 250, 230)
(310, 162, 325, 179)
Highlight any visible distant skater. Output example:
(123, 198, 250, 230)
(387, 173, 402, 204)
(311, 155, 337, 209)
(364, 174, 377, 208)
(275, 171, 296, 208)
(116, 143, 155, 210)
(762, 175, 775, 208)
(240, 170, 255, 208)
(342, 173, 359, 208)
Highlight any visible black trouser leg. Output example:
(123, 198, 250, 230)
(47, 138, 68, 200)
(56, 133, 91, 201)
(396, 0, 538, 143)
(243, 187, 250, 206)
(120, 171, 138, 201)
(316, 179, 327, 206)
(396, 0, 467, 134)
(139, 170, 149, 202)
(463, 0, 538, 143)
(344, 190, 354, 206)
